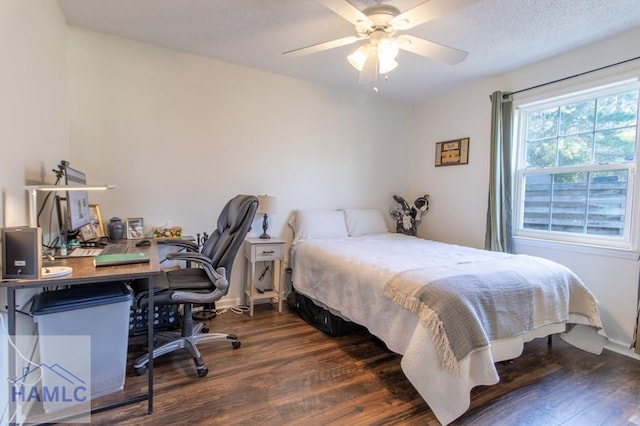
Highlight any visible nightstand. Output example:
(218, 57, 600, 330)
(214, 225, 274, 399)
(243, 237, 286, 316)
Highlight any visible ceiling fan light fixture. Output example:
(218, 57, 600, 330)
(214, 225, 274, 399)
(378, 58, 398, 74)
(347, 44, 370, 71)
(378, 37, 399, 61)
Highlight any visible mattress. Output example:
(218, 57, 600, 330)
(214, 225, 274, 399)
(291, 233, 603, 425)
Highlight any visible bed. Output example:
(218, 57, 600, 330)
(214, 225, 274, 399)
(289, 208, 604, 425)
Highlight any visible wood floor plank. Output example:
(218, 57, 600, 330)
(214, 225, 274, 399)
(78, 303, 640, 426)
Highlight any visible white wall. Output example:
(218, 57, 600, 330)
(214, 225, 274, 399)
(410, 27, 640, 355)
(66, 27, 412, 305)
(0, 0, 69, 422)
(0, 0, 68, 226)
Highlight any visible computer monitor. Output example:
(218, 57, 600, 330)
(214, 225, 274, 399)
(62, 165, 91, 236)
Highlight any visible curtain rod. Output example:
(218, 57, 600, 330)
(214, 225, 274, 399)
(503, 55, 640, 99)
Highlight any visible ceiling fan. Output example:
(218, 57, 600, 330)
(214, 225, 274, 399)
(283, 0, 479, 88)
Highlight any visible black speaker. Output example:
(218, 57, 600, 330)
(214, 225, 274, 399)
(1, 227, 42, 279)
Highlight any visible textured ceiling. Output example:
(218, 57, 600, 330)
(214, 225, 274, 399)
(56, 0, 640, 104)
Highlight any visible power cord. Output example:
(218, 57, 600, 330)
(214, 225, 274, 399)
(0, 313, 44, 425)
(209, 305, 250, 315)
(258, 264, 271, 281)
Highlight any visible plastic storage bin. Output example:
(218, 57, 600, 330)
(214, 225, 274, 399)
(31, 282, 133, 408)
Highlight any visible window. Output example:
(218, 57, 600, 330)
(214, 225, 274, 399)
(514, 80, 640, 249)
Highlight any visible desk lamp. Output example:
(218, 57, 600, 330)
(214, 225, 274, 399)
(257, 195, 277, 239)
(26, 184, 116, 228)
(25, 184, 115, 278)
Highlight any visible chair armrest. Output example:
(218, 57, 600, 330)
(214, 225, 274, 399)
(157, 239, 199, 252)
(166, 251, 210, 264)
(166, 251, 227, 289)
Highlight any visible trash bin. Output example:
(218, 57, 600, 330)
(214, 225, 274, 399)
(31, 282, 133, 410)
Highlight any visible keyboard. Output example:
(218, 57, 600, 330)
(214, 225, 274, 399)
(101, 243, 128, 255)
(68, 247, 103, 257)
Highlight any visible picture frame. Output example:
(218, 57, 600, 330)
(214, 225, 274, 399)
(435, 137, 470, 167)
(89, 204, 105, 238)
(152, 226, 183, 240)
(79, 223, 97, 241)
(126, 217, 144, 239)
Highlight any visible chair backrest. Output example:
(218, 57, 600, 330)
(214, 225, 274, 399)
(200, 195, 259, 286)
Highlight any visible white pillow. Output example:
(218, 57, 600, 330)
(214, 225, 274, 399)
(293, 210, 348, 243)
(343, 209, 388, 237)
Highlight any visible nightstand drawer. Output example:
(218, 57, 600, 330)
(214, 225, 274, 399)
(244, 240, 285, 262)
(252, 244, 284, 261)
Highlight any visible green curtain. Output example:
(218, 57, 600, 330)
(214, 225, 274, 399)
(484, 91, 513, 252)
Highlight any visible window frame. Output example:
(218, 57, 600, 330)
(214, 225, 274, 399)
(513, 78, 640, 250)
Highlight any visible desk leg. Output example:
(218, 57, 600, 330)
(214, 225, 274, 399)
(6, 288, 16, 424)
(146, 276, 154, 414)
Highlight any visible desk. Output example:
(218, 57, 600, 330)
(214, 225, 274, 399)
(1, 241, 161, 423)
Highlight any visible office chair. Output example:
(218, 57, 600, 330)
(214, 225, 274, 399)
(132, 194, 259, 377)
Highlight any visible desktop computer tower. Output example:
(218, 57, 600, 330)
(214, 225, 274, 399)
(1, 227, 42, 279)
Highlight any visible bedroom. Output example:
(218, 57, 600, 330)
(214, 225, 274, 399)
(1, 0, 639, 423)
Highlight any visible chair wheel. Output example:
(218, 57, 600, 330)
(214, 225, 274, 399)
(201, 326, 210, 333)
(232, 341, 241, 349)
(197, 366, 209, 377)
(134, 366, 147, 376)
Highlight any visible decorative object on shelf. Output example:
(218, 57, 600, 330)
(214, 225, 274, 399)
(435, 137, 470, 166)
(152, 226, 183, 239)
(257, 195, 278, 239)
(390, 194, 429, 236)
(107, 217, 125, 240)
(126, 217, 144, 239)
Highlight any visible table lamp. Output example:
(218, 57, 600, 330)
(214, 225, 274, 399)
(257, 195, 277, 239)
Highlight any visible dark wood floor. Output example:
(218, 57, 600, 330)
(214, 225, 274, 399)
(84, 303, 640, 425)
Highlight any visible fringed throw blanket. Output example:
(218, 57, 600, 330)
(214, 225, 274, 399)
(384, 254, 601, 374)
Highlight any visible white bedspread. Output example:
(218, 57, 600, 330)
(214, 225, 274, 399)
(291, 233, 603, 425)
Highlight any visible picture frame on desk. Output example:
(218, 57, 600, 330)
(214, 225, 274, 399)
(79, 223, 97, 241)
(89, 204, 105, 238)
(127, 217, 144, 239)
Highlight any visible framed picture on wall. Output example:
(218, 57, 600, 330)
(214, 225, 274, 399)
(435, 137, 470, 166)
(126, 217, 144, 239)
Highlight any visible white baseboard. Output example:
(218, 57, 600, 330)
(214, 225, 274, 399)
(604, 340, 640, 360)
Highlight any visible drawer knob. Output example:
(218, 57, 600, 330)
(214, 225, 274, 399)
(261, 250, 275, 255)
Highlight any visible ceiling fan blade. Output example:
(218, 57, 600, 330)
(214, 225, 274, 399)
(397, 35, 468, 65)
(317, 0, 372, 27)
(283, 36, 362, 56)
(392, 0, 479, 30)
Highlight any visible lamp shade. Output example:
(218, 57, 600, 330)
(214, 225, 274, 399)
(257, 195, 277, 215)
(347, 45, 370, 71)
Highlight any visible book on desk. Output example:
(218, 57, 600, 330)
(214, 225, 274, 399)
(94, 253, 150, 267)
(55, 242, 150, 267)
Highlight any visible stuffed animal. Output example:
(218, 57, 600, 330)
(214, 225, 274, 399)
(390, 194, 429, 236)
